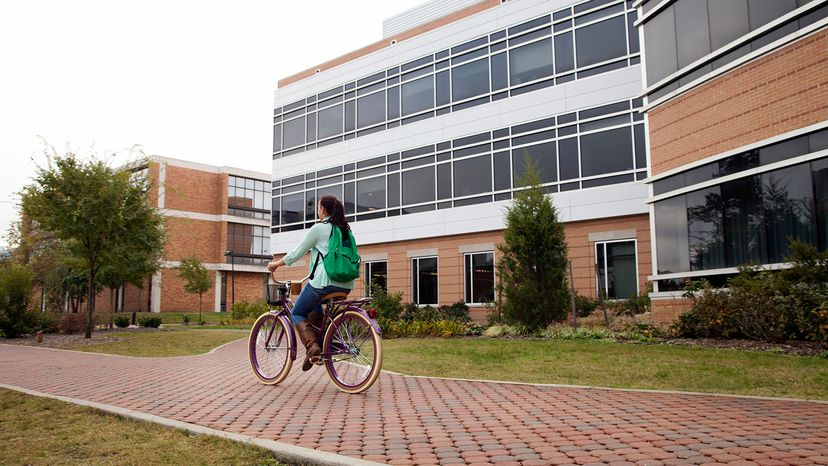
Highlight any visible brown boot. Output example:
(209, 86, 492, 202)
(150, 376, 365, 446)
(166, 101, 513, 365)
(296, 320, 321, 372)
(307, 311, 324, 335)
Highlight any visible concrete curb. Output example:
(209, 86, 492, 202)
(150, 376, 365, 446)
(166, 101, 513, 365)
(0, 383, 382, 466)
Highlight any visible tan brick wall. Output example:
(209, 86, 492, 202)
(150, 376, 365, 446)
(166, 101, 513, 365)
(651, 297, 693, 327)
(164, 217, 223, 264)
(160, 270, 216, 313)
(223, 271, 269, 308)
(273, 214, 650, 322)
(278, 0, 501, 88)
(163, 165, 227, 216)
(649, 29, 828, 176)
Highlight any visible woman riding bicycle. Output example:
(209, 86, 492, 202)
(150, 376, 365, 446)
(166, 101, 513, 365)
(267, 195, 354, 371)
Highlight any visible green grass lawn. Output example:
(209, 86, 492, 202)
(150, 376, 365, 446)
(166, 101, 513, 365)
(75, 329, 246, 357)
(0, 389, 287, 466)
(131, 311, 229, 324)
(382, 337, 828, 400)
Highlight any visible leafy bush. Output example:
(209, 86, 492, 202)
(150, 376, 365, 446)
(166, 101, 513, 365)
(674, 242, 828, 342)
(437, 301, 471, 323)
(483, 324, 532, 338)
(113, 315, 130, 328)
(59, 312, 87, 334)
(0, 263, 36, 338)
(137, 316, 162, 328)
(618, 322, 663, 342)
(574, 295, 601, 317)
(367, 286, 403, 321)
(182, 314, 191, 325)
(231, 300, 269, 322)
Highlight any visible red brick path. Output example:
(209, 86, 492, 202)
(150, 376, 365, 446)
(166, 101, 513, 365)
(1, 341, 827, 465)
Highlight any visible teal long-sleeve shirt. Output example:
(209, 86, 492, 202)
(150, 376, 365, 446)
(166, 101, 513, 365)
(281, 219, 355, 290)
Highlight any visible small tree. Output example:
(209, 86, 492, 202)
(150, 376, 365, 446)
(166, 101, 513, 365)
(497, 161, 570, 330)
(0, 262, 36, 338)
(177, 256, 212, 323)
(20, 149, 164, 338)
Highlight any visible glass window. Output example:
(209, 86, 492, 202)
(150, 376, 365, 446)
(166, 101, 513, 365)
(387, 86, 400, 119)
(436, 71, 450, 106)
(317, 184, 343, 201)
(554, 32, 574, 73)
(343, 182, 355, 214)
(655, 195, 689, 274)
(306, 114, 316, 142)
(273, 124, 282, 152)
(402, 166, 435, 205)
(493, 151, 511, 191)
(491, 53, 508, 91)
(510, 38, 554, 85)
(675, 0, 710, 68)
(282, 192, 303, 224)
(402, 76, 434, 116)
(364, 261, 388, 296)
(412, 257, 438, 305)
(357, 91, 385, 128)
(748, 0, 797, 31)
(596, 240, 637, 299)
(305, 191, 316, 221)
(634, 124, 647, 169)
(345, 100, 356, 132)
(282, 116, 305, 149)
(357, 176, 386, 212)
(388, 173, 401, 208)
(722, 174, 767, 266)
(318, 104, 343, 139)
(452, 58, 490, 101)
(643, 4, 677, 86)
(437, 163, 452, 200)
(454, 155, 492, 197)
(575, 16, 627, 68)
(512, 142, 557, 186)
(759, 136, 809, 166)
(227, 223, 270, 257)
(271, 196, 280, 226)
(465, 252, 495, 303)
(813, 158, 828, 251)
(559, 137, 579, 180)
(763, 163, 815, 262)
(687, 186, 726, 270)
(708, 0, 750, 50)
(580, 127, 633, 177)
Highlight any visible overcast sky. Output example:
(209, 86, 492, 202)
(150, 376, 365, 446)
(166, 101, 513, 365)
(0, 0, 426, 249)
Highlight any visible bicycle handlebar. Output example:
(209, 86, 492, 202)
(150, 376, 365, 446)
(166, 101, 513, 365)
(269, 269, 310, 285)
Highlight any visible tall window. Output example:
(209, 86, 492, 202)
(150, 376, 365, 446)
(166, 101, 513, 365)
(226, 223, 271, 265)
(464, 252, 495, 304)
(411, 257, 438, 305)
(364, 261, 388, 296)
(596, 240, 638, 299)
(228, 175, 271, 221)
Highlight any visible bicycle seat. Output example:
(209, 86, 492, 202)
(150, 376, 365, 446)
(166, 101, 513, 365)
(320, 291, 349, 304)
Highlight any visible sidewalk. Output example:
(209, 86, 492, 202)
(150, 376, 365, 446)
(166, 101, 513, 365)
(1, 340, 827, 465)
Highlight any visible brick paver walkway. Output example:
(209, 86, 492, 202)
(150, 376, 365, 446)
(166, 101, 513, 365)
(1, 341, 827, 466)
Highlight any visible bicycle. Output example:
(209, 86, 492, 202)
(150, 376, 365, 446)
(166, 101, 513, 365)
(247, 274, 383, 394)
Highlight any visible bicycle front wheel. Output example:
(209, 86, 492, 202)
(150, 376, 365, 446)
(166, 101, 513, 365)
(248, 312, 293, 385)
(322, 309, 383, 394)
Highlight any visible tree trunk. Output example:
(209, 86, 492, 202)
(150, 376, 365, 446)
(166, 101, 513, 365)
(85, 275, 94, 339)
(199, 294, 203, 324)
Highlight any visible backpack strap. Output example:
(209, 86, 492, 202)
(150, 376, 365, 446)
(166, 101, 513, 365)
(308, 220, 333, 280)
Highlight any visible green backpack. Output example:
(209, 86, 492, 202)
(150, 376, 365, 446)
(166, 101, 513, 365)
(310, 222, 361, 282)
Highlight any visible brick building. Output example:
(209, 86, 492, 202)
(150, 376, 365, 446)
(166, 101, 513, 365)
(270, 0, 651, 321)
(639, 0, 828, 323)
(98, 156, 272, 313)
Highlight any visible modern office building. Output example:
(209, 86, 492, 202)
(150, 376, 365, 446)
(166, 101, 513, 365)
(96, 156, 272, 313)
(270, 0, 650, 321)
(640, 0, 828, 323)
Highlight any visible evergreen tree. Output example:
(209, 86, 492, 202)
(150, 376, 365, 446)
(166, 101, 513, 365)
(497, 162, 569, 330)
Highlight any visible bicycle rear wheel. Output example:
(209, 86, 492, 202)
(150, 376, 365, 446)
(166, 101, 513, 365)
(322, 309, 382, 394)
(248, 312, 293, 385)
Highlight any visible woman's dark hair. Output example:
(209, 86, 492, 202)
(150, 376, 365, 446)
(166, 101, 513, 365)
(319, 195, 350, 233)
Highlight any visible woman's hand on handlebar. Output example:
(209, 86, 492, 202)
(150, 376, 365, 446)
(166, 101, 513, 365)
(267, 261, 280, 273)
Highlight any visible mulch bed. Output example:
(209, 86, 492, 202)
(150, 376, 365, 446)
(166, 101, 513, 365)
(0, 327, 171, 351)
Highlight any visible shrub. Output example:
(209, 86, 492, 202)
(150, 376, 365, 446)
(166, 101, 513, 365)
(0, 263, 36, 338)
(483, 324, 532, 338)
(59, 312, 87, 334)
(367, 286, 403, 321)
(618, 322, 663, 342)
(113, 315, 130, 328)
(182, 314, 191, 325)
(378, 318, 469, 338)
(574, 295, 601, 317)
(437, 301, 471, 323)
(231, 300, 269, 322)
(137, 316, 162, 328)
